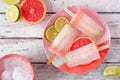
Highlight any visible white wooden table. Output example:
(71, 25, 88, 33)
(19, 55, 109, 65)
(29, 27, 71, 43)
(0, 0, 120, 80)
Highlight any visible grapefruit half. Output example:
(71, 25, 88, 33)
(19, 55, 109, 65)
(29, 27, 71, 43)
(69, 37, 95, 51)
(20, 0, 46, 24)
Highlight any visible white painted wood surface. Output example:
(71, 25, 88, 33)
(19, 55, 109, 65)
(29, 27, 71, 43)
(0, 0, 120, 80)
(1, 0, 120, 12)
(33, 63, 120, 80)
(0, 39, 120, 63)
(0, 14, 120, 38)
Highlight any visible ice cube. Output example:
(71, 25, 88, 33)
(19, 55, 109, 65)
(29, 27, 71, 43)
(13, 67, 32, 80)
(1, 70, 12, 80)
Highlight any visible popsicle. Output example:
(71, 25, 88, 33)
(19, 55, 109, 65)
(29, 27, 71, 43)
(48, 24, 78, 57)
(65, 42, 109, 68)
(64, 8, 103, 40)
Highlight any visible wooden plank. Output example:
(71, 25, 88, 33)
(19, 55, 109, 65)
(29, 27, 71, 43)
(103, 14, 120, 38)
(45, 0, 120, 12)
(33, 63, 120, 80)
(0, 39, 120, 63)
(1, 0, 120, 12)
(0, 14, 51, 26)
(0, 13, 120, 38)
(106, 39, 120, 62)
(0, 14, 51, 38)
(0, 39, 47, 63)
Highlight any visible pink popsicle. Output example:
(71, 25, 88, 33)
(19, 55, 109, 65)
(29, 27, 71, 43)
(66, 43, 100, 68)
(48, 24, 78, 57)
(64, 8, 103, 40)
(65, 42, 109, 68)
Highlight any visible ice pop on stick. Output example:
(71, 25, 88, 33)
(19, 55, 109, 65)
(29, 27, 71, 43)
(47, 24, 78, 65)
(65, 42, 109, 68)
(48, 24, 78, 57)
(64, 8, 103, 40)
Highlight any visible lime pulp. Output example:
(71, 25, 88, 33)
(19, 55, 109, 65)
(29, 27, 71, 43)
(6, 5, 20, 22)
(3, 0, 20, 4)
(103, 66, 120, 78)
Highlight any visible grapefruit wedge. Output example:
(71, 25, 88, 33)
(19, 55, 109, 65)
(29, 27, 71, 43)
(20, 0, 46, 24)
(69, 37, 95, 51)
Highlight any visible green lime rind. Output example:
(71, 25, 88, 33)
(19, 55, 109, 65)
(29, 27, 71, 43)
(6, 5, 20, 22)
(54, 17, 69, 32)
(45, 25, 58, 42)
(103, 66, 120, 78)
(14, 6, 20, 22)
(3, 0, 20, 4)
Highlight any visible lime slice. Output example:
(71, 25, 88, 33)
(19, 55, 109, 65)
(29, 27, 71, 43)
(6, 5, 20, 22)
(3, 0, 20, 4)
(103, 66, 120, 78)
(54, 17, 69, 32)
(45, 25, 58, 42)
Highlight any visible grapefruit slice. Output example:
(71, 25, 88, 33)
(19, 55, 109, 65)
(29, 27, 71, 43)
(20, 0, 46, 24)
(69, 37, 95, 51)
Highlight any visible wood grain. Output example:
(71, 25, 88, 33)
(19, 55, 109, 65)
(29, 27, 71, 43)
(0, 14, 120, 38)
(1, 0, 120, 12)
(1, 0, 120, 80)
(0, 14, 52, 38)
(33, 63, 120, 80)
(0, 39, 47, 63)
(0, 39, 120, 63)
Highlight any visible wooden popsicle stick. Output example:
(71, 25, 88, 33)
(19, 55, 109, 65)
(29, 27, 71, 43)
(98, 44, 110, 51)
(47, 54, 56, 65)
(64, 8, 75, 17)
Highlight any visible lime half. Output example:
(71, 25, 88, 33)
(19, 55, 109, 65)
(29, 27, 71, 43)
(3, 0, 20, 4)
(103, 66, 120, 78)
(45, 25, 58, 42)
(6, 5, 20, 22)
(54, 17, 69, 32)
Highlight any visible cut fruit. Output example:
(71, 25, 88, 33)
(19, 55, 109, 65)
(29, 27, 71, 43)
(54, 17, 69, 32)
(3, 0, 20, 4)
(45, 25, 58, 42)
(69, 37, 94, 51)
(20, 0, 46, 24)
(6, 5, 20, 22)
(103, 66, 120, 78)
